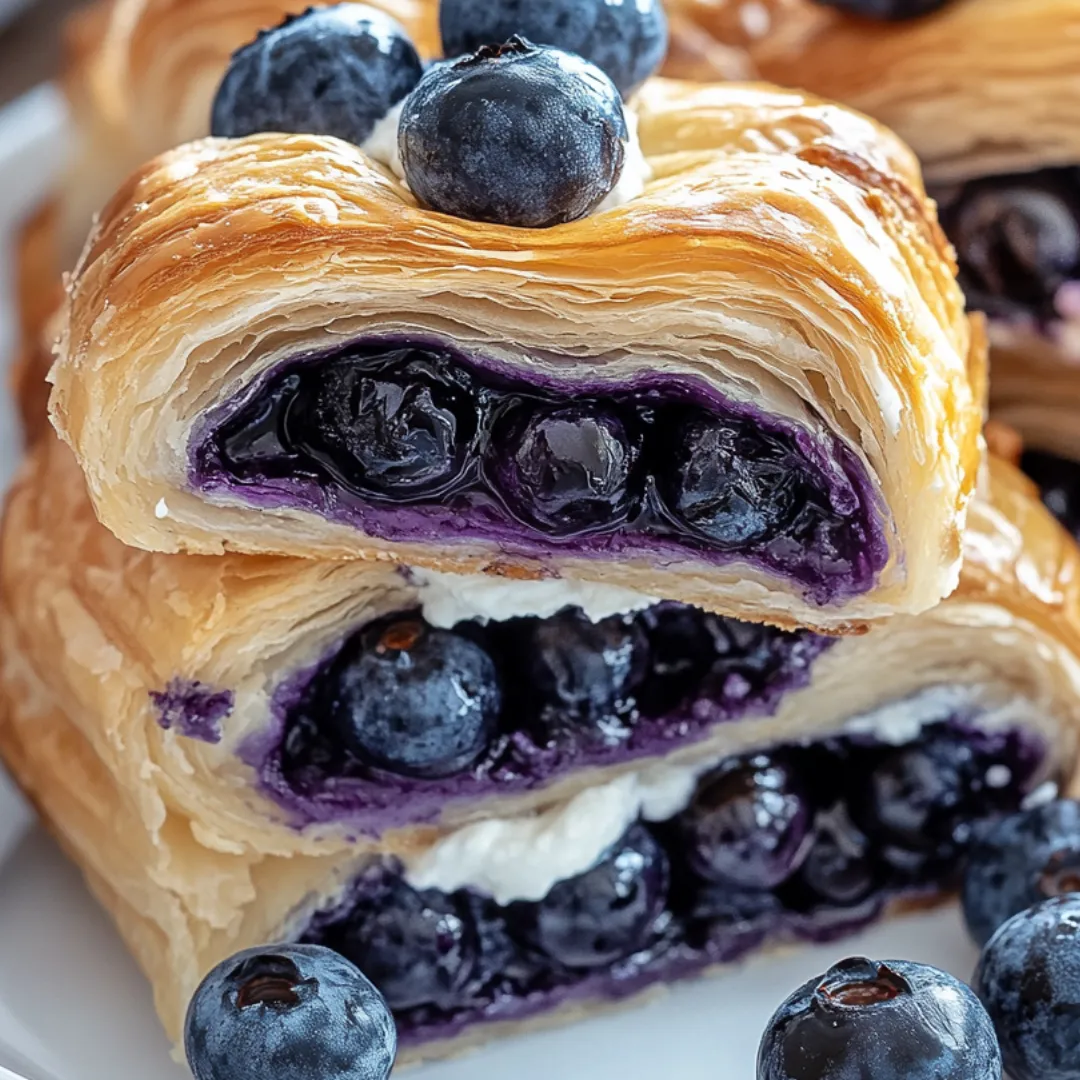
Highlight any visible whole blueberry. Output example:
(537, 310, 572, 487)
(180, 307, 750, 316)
(399, 39, 627, 228)
(795, 806, 877, 908)
(328, 878, 479, 1012)
(963, 799, 1080, 948)
(636, 603, 721, 713)
(211, 5, 423, 145)
(324, 615, 501, 778)
(660, 416, 801, 549)
(291, 359, 479, 501)
(491, 403, 641, 537)
(1022, 450, 1080, 542)
(519, 608, 649, 744)
(975, 895, 1080, 1080)
(508, 823, 669, 968)
(947, 181, 1080, 319)
(185, 944, 396, 1080)
(682, 755, 813, 890)
(812, 0, 950, 18)
(439, 0, 668, 97)
(758, 956, 1001, 1080)
(849, 729, 976, 872)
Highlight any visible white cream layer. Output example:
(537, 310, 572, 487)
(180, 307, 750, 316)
(403, 687, 1052, 905)
(410, 566, 660, 629)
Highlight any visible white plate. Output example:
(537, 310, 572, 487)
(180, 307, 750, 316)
(0, 87, 987, 1080)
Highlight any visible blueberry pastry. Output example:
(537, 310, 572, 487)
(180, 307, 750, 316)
(2, 441, 1079, 1060)
(51, 61, 980, 630)
(664, 0, 1080, 375)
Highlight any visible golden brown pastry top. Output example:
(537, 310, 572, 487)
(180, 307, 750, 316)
(48, 78, 981, 630)
(666, 0, 1080, 183)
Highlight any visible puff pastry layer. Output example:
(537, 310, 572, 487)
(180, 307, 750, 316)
(51, 78, 980, 630)
(664, 1, 1080, 373)
(2, 439, 1079, 1057)
(666, 0, 1080, 186)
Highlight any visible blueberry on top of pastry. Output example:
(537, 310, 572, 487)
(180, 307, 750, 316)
(211, 3, 423, 146)
(439, 0, 669, 97)
(399, 38, 628, 227)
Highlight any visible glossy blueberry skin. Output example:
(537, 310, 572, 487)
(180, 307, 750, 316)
(849, 729, 977, 873)
(963, 799, 1080, 948)
(758, 956, 1001, 1080)
(290, 358, 479, 501)
(812, 0, 950, 19)
(211, 5, 423, 145)
(324, 616, 501, 778)
(682, 755, 813, 890)
(185, 944, 396, 1080)
(794, 806, 877, 908)
(328, 878, 479, 1011)
(438, 0, 668, 97)
(662, 418, 801, 548)
(518, 609, 649, 744)
(399, 39, 627, 228)
(507, 824, 669, 969)
(975, 895, 1080, 1080)
(490, 404, 641, 537)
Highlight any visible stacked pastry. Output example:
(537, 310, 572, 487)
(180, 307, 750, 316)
(5, 0, 1080, 1066)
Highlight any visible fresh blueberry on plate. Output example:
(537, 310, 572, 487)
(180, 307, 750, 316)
(438, 0, 668, 97)
(507, 823, 669, 968)
(185, 943, 396, 1080)
(962, 798, 1080, 947)
(812, 0, 951, 19)
(758, 956, 1001, 1080)
(682, 754, 813, 890)
(975, 894, 1080, 1080)
(212, 4, 423, 146)
(325, 615, 502, 777)
(399, 38, 628, 228)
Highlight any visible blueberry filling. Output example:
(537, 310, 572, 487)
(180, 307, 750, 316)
(300, 721, 1049, 1045)
(251, 601, 834, 828)
(194, 337, 886, 604)
(936, 167, 1080, 326)
(1020, 449, 1080, 542)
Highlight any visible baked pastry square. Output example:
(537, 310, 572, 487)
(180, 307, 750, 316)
(51, 78, 981, 631)
(664, 0, 1080, 378)
(2, 440, 1077, 1061)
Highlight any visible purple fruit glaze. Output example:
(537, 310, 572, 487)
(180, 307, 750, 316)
(295, 718, 1051, 1048)
(190, 335, 889, 606)
(149, 679, 233, 744)
(239, 621, 835, 832)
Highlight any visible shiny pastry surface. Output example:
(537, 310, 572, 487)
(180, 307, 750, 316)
(2, 440, 1080, 1057)
(52, 76, 979, 630)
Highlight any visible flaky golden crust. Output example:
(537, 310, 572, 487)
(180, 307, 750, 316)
(665, 0, 1080, 185)
(2, 438, 1079, 1054)
(51, 78, 980, 631)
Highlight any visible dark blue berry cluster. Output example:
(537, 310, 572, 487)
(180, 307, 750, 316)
(211, 0, 669, 228)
